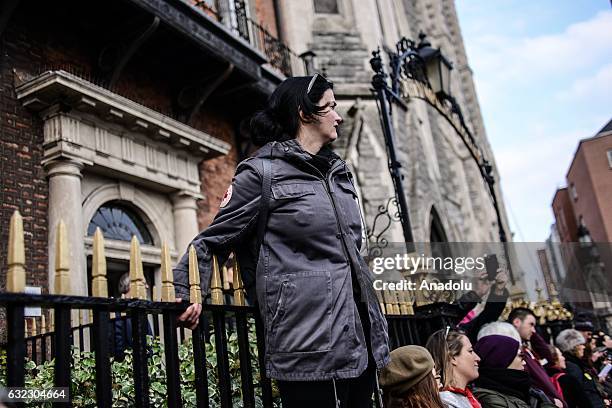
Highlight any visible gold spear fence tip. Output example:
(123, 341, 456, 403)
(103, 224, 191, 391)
(210, 253, 223, 305)
(189, 245, 203, 304)
(232, 261, 246, 306)
(49, 310, 54, 332)
(161, 242, 176, 302)
(54, 220, 71, 295)
(7, 210, 26, 293)
(92, 227, 108, 297)
(387, 290, 400, 315)
(222, 266, 230, 290)
(129, 236, 147, 300)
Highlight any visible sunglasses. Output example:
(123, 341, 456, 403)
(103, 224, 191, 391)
(306, 72, 330, 95)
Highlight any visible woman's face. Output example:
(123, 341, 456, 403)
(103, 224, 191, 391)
(305, 89, 343, 144)
(554, 347, 566, 369)
(574, 344, 585, 358)
(451, 335, 480, 383)
(604, 335, 612, 349)
(508, 348, 526, 371)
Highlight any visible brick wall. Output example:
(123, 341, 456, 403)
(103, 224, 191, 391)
(0, 20, 51, 343)
(193, 111, 239, 230)
(577, 136, 612, 242)
(552, 188, 578, 243)
(0, 21, 50, 294)
(253, 0, 279, 37)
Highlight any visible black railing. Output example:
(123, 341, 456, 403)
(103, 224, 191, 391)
(1, 293, 466, 406)
(188, 0, 298, 77)
(386, 303, 463, 350)
(232, 1, 294, 77)
(0, 293, 274, 408)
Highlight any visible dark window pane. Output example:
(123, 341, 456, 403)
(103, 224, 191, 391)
(314, 0, 339, 14)
(87, 201, 154, 245)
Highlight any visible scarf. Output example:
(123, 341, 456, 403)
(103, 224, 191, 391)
(474, 367, 531, 402)
(443, 386, 482, 408)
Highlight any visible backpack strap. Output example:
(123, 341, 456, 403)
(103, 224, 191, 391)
(255, 159, 272, 256)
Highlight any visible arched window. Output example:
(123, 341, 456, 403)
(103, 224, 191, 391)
(87, 201, 154, 245)
(430, 207, 448, 244)
(430, 207, 450, 263)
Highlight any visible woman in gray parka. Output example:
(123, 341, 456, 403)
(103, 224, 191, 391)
(173, 74, 390, 408)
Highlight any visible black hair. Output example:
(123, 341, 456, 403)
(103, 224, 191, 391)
(507, 307, 536, 323)
(249, 75, 334, 146)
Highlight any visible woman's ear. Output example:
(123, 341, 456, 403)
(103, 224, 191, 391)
(298, 107, 317, 124)
(450, 356, 458, 367)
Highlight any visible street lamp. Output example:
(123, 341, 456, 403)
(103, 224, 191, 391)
(299, 50, 317, 75)
(370, 32, 509, 257)
(577, 222, 600, 261)
(577, 223, 592, 246)
(417, 33, 453, 98)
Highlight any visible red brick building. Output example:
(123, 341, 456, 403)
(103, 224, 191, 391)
(0, 0, 301, 302)
(550, 119, 612, 325)
(566, 120, 612, 243)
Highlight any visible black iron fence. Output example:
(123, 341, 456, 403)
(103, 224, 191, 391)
(0, 210, 467, 407)
(1, 297, 463, 407)
(2, 294, 274, 407)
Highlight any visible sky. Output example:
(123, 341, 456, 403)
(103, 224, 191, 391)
(454, 1, 612, 242)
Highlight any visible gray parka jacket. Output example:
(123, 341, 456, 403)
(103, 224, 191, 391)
(173, 139, 390, 381)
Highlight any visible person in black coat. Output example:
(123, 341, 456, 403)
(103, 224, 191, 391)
(546, 345, 592, 408)
(113, 273, 152, 361)
(556, 329, 606, 408)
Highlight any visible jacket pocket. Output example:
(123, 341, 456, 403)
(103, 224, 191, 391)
(272, 183, 315, 200)
(269, 271, 332, 353)
(271, 183, 317, 225)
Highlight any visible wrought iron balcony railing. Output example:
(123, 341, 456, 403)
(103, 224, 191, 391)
(189, 0, 300, 77)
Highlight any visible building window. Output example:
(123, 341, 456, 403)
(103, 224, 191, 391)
(570, 183, 578, 201)
(430, 207, 450, 264)
(314, 0, 339, 14)
(87, 201, 154, 245)
(607, 149, 612, 168)
(231, 0, 251, 42)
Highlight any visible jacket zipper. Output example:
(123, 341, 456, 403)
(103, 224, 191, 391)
(303, 159, 375, 352)
(302, 160, 351, 264)
(326, 165, 371, 300)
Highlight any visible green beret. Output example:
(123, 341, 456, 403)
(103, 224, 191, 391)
(379, 345, 434, 395)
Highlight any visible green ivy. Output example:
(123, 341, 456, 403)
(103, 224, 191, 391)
(0, 348, 6, 386)
(1, 319, 281, 407)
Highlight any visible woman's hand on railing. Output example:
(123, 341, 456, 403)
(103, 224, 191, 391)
(176, 298, 202, 329)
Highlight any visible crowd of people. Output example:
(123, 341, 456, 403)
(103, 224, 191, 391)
(380, 308, 612, 408)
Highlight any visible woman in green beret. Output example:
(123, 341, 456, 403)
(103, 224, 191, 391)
(379, 345, 446, 408)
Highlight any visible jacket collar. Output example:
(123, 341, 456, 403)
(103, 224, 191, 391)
(256, 139, 345, 177)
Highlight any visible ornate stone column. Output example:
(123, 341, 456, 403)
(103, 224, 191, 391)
(46, 159, 87, 296)
(172, 192, 200, 256)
